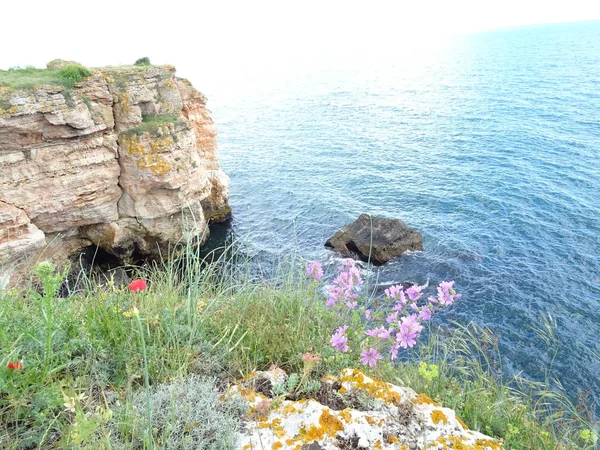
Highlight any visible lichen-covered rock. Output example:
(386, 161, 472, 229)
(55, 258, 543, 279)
(228, 368, 504, 450)
(0, 62, 230, 281)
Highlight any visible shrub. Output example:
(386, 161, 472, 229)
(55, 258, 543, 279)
(58, 65, 92, 87)
(117, 376, 246, 449)
(134, 57, 151, 66)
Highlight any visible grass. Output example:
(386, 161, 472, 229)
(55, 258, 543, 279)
(0, 65, 92, 91)
(122, 114, 186, 136)
(0, 243, 598, 449)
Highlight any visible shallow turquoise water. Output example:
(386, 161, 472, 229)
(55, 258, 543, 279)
(210, 21, 600, 408)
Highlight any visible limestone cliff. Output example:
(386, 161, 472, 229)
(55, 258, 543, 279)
(0, 63, 230, 279)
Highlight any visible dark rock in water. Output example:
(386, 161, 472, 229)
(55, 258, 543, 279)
(325, 214, 423, 265)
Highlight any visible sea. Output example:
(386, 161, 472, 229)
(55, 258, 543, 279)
(206, 21, 600, 410)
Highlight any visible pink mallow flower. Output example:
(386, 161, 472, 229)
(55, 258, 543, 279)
(330, 325, 349, 352)
(360, 348, 383, 368)
(386, 311, 399, 323)
(384, 284, 403, 302)
(405, 285, 423, 301)
(306, 261, 323, 280)
(396, 315, 423, 348)
(436, 281, 461, 306)
(390, 343, 400, 360)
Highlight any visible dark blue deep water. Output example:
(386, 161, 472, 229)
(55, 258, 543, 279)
(210, 21, 600, 407)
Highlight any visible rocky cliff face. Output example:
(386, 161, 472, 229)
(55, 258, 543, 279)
(0, 63, 230, 281)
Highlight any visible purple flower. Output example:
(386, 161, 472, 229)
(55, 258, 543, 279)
(365, 309, 371, 320)
(376, 327, 391, 339)
(306, 261, 323, 280)
(397, 327, 418, 349)
(360, 348, 382, 368)
(386, 311, 399, 323)
(331, 333, 349, 352)
(396, 315, 423, 348)
(384, 284, 403, 301)
(405, 285, 423, 301)
(331, 325, 349, 352)
(436, 280, 461, 306)
(338, 258, 356, 272)
(400, 314, 423, 334)
(345, 300, 358, 309)
(335, 325, 349, 334)
(347, 267, 363, 286)
(417, 306, 433, 321)
(389, 343, 400, 360)
(365, 328, 380, 337)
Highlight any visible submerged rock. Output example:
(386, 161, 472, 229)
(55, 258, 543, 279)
(325, 214, 423, 265)
(228, 368, 503, 449)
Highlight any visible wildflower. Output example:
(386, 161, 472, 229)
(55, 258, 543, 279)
(254, 399, 271, 417)
(345, 300, 358, 309)
(366, 326, 390, 339)
(306, 261, 323, 280)
(417, 305, 433, 321)
(7, 361, 23, 370)
(386, 311, 399, 323)
(63, 392, 87, 413)
(360, 348, 382, 367)
(128, 279, 147, 293)
(390, 344, 400, 360)
(301, 353, 321, 363)
(337, 258, 356, 272)
(397, 326, 418, 349)
(400, 314, 423, 334)
(330, 325, 349, 352)
(405, 285, 423, 301)
(365, 309, 371, 320)
(376, 327, 391, 339)
(384, 284, 402, 301)
(436, 280, 461, 305)
(330, 333, 349, 352)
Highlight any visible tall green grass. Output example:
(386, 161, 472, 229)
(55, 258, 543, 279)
(0, 240, 597, 449)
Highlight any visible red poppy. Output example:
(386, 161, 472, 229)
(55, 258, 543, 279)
(128, 279, 147, 293)
(7, 361, 23, 370)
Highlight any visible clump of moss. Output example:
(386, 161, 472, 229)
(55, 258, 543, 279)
(134, 57, 151, 66)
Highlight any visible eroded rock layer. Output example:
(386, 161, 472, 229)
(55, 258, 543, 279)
(0, 64, 230, 278)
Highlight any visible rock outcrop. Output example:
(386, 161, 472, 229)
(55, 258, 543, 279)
(325, 214, 423, 265)
(0, 63, 230, 280)
(229, 368, 504, 449)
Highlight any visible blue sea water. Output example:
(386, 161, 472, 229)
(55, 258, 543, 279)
(209, 21, 600, 408)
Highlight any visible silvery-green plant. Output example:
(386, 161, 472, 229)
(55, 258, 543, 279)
(120, 375, 246, 450)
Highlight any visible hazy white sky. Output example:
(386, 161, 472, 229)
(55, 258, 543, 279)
(2, 0, 600, 93)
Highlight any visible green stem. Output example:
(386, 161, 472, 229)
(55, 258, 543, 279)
(134, 312, 153, 450)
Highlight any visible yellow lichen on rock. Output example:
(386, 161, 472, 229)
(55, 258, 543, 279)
(150, 136, 174, 152)
(340, 369, 402, 405)
(413, 392, 439, 406)
(431, 409, 448, 425)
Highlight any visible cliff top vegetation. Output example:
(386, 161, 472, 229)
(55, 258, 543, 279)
(0, 243, 597, 449)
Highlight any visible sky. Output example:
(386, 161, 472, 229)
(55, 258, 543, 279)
(2, 0, 600, 94)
